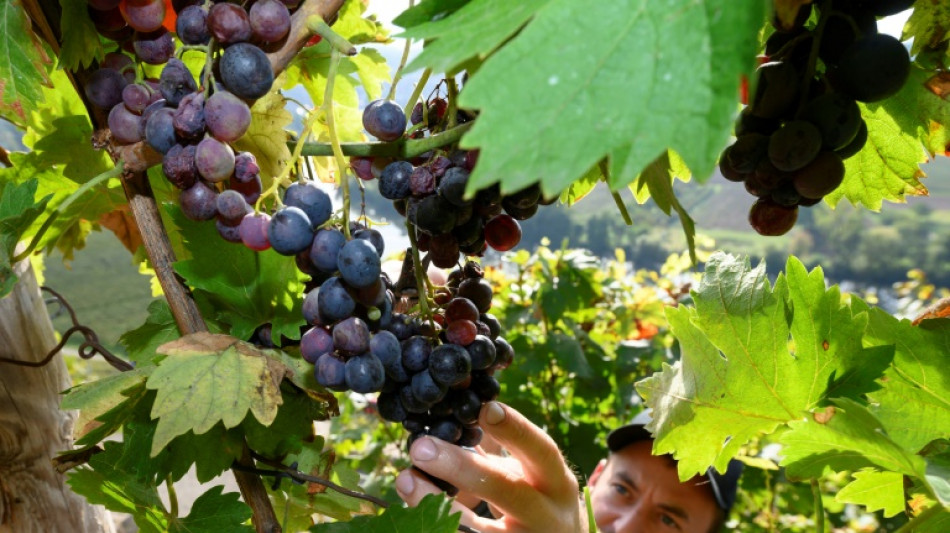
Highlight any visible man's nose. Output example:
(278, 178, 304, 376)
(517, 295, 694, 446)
(610, 501, 650, 533)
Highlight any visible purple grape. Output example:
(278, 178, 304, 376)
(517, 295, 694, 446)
(429, 417, 462, 444)
(317, 277, 355, 323)
(219, 43, 274, 100)
(362, 99, 406, 142)
(102, 52, 136, 83)
(144, 107, 177, 154)
(309, 228, 346, 273)
(176, 5, 210, 45)
(301, 326, 333, 364)
(401, 336, 432, 373)
(216, 218, 242, 242)
(108, 103, 143, 144)
(315, 353, 347, 391)
(180, 181, 218, 221)
(438, 167, 472, 207)
(284, 182, 332, 229)
(370, 331, 406, 382)
(195, 137, 235, 183)
(205, 91, 252, 142)
(344, 353, 386, 393)
(387, 313, 416, 341)
(470, 371, 500, 402)
(133, 29, 175, 65)
(208, 2, 252, 44)
(458, 425, 483, 447)
(450, 389, 481, 425)
(267, 206, 314, 255)
(400, 385, 432, 413)
(465, 335, 497, 371)
(333, 317, 371, 356)
(377, 392, 408, 423)
(249, 0, 290, 43)
(411, 370, 447, 404)
(378, 161, 412, 200)
(229, 174, 262, 204)
(85, 68, 127, 110)
(159, 58, 197, 107)
(233, 151, 260, 182)
(337, 239, 381, 289)
(428, 344, 471, 386)
(216, 189, 250, 225)
(172, 91, 205, 140)
(122, 83, 151, 114)
(162, 143, 199, 189)
(302, 289, 321, 325)
(354, 228, 384, 256)
(238, 213, 270, 251)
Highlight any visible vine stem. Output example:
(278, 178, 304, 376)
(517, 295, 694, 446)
(445, 77, 459, 130)
(387, 0, 415, 101)
(610, 191, 633, 226)
(166, 475, 179, 519)
(403, 68, 432, 119)
(405, 220, 434, 323)
(296, 121, 473, 158)
(811, 479, 824, 533)
(325, 48, 353, 239)
(895, 504, 946, 533)
(794, 0, 830, 117)
(305, 15, 356, 56)
(12, 162, 124, 263)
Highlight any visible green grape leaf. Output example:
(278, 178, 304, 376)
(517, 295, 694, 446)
(903, 2, 950, 62)
(827, 68, 950, 209)
(67, 441, 168, 533)
(397, 0, 551, 74)
(915, 509, 950, 533)
(0, 0, 52, 125)
(328, 0, 389, 45)
(243, 388, 330, 458)
(74, 381, 153, 447)
(0, 178, 52, 295)
(836, 470, 906, 517)
(310, 494, 460, 533)
(392, 0, 471, 29)
(231, 91, 293, 184)
(631, 151, 696, 263)
(779, 398, 926, 480)
(459, 0, 764, 198)
(558, 162, 603, 206)
(856, 303, 950, 453)
(119, 300, 183, 364)
(635, 254, 892, 478)
(119, 420, 245, 484)
(58, 0, 104, 70)
(925, 450, 950, 507)
(170, 207, 306, 343)
(145, 333, 288, 456)
(169, 486, 252, 533)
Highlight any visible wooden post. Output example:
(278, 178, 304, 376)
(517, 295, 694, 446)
(0, 259, 115, 533)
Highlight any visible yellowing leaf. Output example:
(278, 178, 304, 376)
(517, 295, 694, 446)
(145, 333, 288, 456)
(232, 91, 293, 185)
(0, 0, 53, 125)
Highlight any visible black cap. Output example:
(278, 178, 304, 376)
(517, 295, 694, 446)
(607, 410, 743, 512)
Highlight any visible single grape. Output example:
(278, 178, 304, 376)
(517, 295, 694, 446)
(484, 214, 521, 252)
(208, 2, 252, 44)
(448, 389, 481, 426)
(429, 417, 462, 444)
(302, 289, 321, 325)
(502, 201, 538, 221)
(284, 182, 332, 229)
(172, 91, 205, 140)
(377, 392, 408, 423)
(354, 229, 385, 256)
(728, 133, 769, 173)
(350, 157, 375, 181)
(504, 183, 541, 210)
(800, 94, 861, 151)
(229, 174, 263, 204)
(480, 313, 501, 339)
(457, 425, 483, 447)
(428, 344, 472, 386)
(333, 317, 371, 356)
(768, 120, 822, 172)
(233, 151, 260, 182)
(219, 43, 274, 100)
(411, 195, 458, 235)
(438, 167, 472, 207)
(428, 233, 460, 269)
(818, 10, 876, 67)
(144, 107, 177, 154)
(317, 276, 356, 323)
(445, 320, 477, 346)
(315, 353, 347, 391)
(409, 166, 435, 196)
(400, 384, 433, 414)
(238, 212, 271, 251)
(159, 58, 197, 107)
(179, 181, 218, 221)
(102, 52, 135, 82)
(748, 197, 798, 236)
(195, 137, 236, 183)
(458, 278, 492, 313)
(85, 68, 128, 110)
(792, 151, 846, 199)
(176, 4, 210, 44)
(309, 228, 346, 273)
(122, 83, 151, 114)
(836, 120, 868, 159)
(162, 144, 199, 189)
(835, 34, 910, 103)
(751, 61, 799, 119)
(492, 337, 514, 370)
(268, 206, 315, 255)
(249, 0, 290, 43)
(216, 189, 251, 225)
(205, 91, 252, 142)
(108, 103, 143, 144)
(401, 336, 433, 373)
(411, 370, 448, 404)
(300, 326, 334, 364)
(216, 219, 243, 243)
(387, 314, 416, 341)
(362, 99, 407, 142)
(470, 371, 500, 403)
(337, 239, 382, 289)
(379, 161, 413, 200)
(120, 0, 166, 32)
(345, 352, 386, 393)
(465, 335, 497, 370)
(770, 182, 801, 207)
(133, 28, 175, 64)
(453, 215, 484, 248)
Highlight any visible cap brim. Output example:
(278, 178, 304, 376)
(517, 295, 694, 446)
(606, 424, 653, 452)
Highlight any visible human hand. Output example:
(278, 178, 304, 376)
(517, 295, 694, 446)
(395, 402, 586, 533)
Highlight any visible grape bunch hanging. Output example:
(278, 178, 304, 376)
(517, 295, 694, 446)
(83, 0, 560, 487)
(721, 0, 913, 236)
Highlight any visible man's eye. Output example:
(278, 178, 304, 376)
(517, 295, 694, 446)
(661, 514, 681, 530)
(611, 484, 629, 496)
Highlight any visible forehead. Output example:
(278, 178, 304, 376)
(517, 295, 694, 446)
(606, 440, 716, 502)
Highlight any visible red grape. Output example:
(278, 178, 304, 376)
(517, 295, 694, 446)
(484, 214, 521, 252)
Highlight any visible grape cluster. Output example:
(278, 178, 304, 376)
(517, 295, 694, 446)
(352, 96, 555, 269)
(722, 0, 912, 236)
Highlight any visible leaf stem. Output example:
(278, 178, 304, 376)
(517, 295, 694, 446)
(296, 121, 473, 158)
(403, 68, 432, 119)
(794, 1, 830, 117)
(166, 475, 179, 518)
(446, 77, 459, 130)
(325, 49, 352, 239)
(305, 15, 356, 56)
(406, 220, 433, 323)
(895, 504, 946, 533)
(259, 95, 323, 210)
(811, 479, 824, 533)
(611, 191, 633, 226)
(386, 0, 415, 101)
(12, 162, 124, 263)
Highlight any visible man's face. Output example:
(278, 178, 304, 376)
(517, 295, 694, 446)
(588, 440, 720, 533)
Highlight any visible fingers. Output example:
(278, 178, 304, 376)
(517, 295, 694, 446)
(396, 469, 504, 533)
(479, 402, 579, 498)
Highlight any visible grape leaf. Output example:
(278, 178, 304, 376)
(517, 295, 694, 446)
(328, 0, 389, 45)
(392, 0, 471, 29)
(631, 151, 696, 263)
(558, 162, 603, 206)
(169, 486, 252, 533)
(243, 387, 330, 458)
(459, 0, 764, 198)
(855, 302, 950, 453)
(0, 0, 52, 125)
(231, 91, 293, 184)
(779, 398, 926, 480)
(925, 450, 950, 507)
(915, 509, 950, 533)
(58, 0, 104, 70)
(0, 179, 52, 295)
(67, 441, 168, 533)
(119, 300, 183, 364)
(903, 2, 950, 62)
(170, 207, 306, 343)
(74, 382, 152, 447)
(310, 494, 460, 533)
(397, 0, 551, 74)
(836, 470, 906, 518)
(635, 254, 892, 477)
(145, 333, 288, 456)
